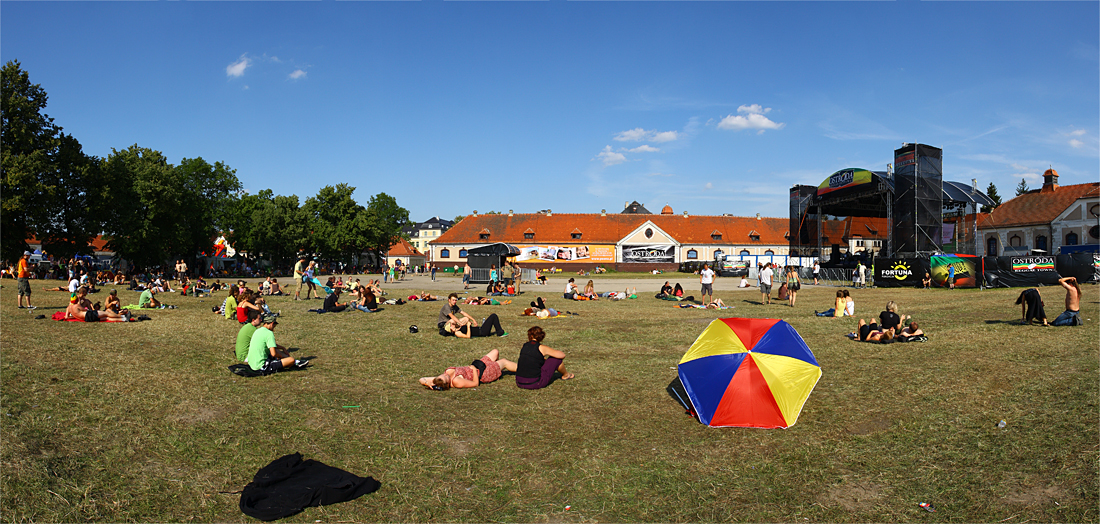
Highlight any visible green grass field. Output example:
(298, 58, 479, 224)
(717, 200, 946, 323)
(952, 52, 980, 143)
(2, 276, 1097, 522)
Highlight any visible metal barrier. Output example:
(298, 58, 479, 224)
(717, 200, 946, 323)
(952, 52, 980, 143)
(813, 268, 875, 288)
(519, 268, 540, 284)
(468, 267, 491, 284)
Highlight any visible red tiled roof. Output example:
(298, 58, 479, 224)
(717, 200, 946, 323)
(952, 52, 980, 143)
(432, 213, 790, 245)
(979, 182, 1100, 229)
(387, 238, 425, 257)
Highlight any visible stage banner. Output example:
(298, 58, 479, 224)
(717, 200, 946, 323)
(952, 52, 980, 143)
(982, 255, 1060, 288)
(873, 258, 928, 288)
(930, 254, 981, 288)
(1057, 253, 1098, 283)
(515, 245, 615, 263)
(622, 245, 675, 264)
(1094, 254, 1100, 283)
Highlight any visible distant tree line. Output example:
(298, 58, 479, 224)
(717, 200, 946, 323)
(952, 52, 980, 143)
(1, 60, 408, 269)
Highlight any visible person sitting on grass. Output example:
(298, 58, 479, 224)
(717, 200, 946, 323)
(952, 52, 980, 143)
(247, 313, 309, 374)
(138, 287, 161, 309)
(581, 280, 599, 300)
(418, 349, 517, 390)
(816, 290, 854, 317)
(564, 278, 579, 299)
(921, 272, 932, 289)
(855, 318, 895, 343)
(515, 326, 574, 389)
(237, 290, 265, 323)
(444, 313, 507, 338)
(268, 278, 282, 296)
(66, 288, 131, 322)
(322, 287, 349, 313)
(879, 301, 904, 332)
(104, 289, 121, 313)
(351, 287, 379, 312)
(236, 308, 263, 362)
(438, 293, 476, 335)
(1051, 276, 1083, 326)
(220, 285, 239, 319)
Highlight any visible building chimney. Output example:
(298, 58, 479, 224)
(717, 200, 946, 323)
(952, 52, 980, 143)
(508, 209, 513, 217)
(683, 210, 689, 218)
(601, 209, 606, 216)
(1041, 168, 1059, 193)
(473, 210, 478, 217)
(546, 209, 552, 217)
(756, 213, 761, 220)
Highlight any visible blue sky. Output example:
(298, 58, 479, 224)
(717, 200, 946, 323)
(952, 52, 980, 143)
(3, 1, 1097, 223)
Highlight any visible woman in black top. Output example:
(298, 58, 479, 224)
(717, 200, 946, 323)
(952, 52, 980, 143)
(516, 326, 573, 389)
(1016, 288, 1049, 325)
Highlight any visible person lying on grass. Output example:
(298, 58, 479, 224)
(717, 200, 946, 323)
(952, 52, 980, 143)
(418, 349, 517, 390)
(66, 287, 131, 322)
(896, 321, 924, 339)
(855, 319, 895, 343)
(516, 326, 574, 389)
(247, 313, 309, 374)
(443, 313, 507, 338)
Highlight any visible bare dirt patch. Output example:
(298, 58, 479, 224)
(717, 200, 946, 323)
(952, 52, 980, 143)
(817, 480, 885, 511)
(1003, 483, 1066, 506)
(847, 416, 891, 435)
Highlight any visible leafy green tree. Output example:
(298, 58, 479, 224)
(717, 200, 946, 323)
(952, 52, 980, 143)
(174, 157, 242, 256)
(982, 182, 1003, 213)
(303, 184, 369, 263)
(1015, 178, 1030, 196)
(363, 192, 409, 261)
(38, 133, 108, 258)
(249, 193, 310, 267)
(452, 215, 465, 225)
(1, 60, 61, 260)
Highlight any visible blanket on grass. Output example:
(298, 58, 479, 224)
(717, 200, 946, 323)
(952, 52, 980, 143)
(239, 452, 380, 521)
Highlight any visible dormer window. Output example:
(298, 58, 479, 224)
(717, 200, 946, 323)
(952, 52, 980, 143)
(524, 228, 535, 240)
(479, 228, 490, 241)
(571, 228, 582, 240)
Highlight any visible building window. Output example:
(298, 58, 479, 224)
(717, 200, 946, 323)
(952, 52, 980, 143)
(1035, 235, 1047, 251)
(855, 240, 864, 247)
(1066, 232, 1079, 246)
(740, 250, 750, 256)
(873, 240, 882, 247)
(1009, 235, 1022, 247)
(479, 233, 490, 240)
(686, 249, 698, 259)
(572, 233, 582, 240)
(713, 249, 723, 259)
(987, 237, 997, 256)
(711, 234, 722, 241)
(459, 249, 468, 258)
(524, 233, 534, 240)
(645, 228, 654, 239)
(750, 234, 760, 241)
(440, 249, 450, 258)
(764, 250, 774, 256)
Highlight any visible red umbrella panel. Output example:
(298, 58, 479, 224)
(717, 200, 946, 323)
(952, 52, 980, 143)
(677, 318, 822, 428)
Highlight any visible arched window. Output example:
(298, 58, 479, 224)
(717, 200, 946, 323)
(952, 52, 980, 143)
(459, 249, 468, 258)
(440, 249, 450, 258)
(987, 237, 998, 256)
(686, 249, 698, 259)
(713, 249, 723, 259)
(764, 250, 775, 256)
(1009, 235, 1022, 247)
(740, 250, 750, 256)
(1066, 232, 1079, 246)
(1035, 235, 1047, 251)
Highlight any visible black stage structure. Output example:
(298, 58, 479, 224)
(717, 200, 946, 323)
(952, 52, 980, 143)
(790, 143, 996, 261)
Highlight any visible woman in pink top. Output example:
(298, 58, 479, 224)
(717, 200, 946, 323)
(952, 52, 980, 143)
(418, 350, 517, 390)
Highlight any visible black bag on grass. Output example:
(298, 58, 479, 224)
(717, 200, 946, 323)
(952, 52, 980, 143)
(228, 364, 265, 377)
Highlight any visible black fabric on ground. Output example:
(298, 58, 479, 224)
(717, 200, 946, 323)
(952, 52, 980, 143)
(666, 376, 698, 421)
(239, 452, 380, 521)
(228, 364, 264, 377)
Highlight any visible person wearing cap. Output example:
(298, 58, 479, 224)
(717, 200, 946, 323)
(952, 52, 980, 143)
(17, 251, 35, 309)
(138, 286, 161, 308)
(247, 313, 308, 373)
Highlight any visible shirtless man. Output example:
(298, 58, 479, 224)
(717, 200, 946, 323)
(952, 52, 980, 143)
(66, 288, 130, 322)
(1051, 276, 1082, 326)
(896, 321, 924, 339)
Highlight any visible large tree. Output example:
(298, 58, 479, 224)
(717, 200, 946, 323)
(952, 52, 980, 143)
(1, 60, 61, 260)
(363, 192, 409, 261)
(303, 184, 369, 263)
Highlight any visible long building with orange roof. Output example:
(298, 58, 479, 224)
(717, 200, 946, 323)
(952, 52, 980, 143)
(978, 169, 1100, 256)
(429, 203, 794, 271)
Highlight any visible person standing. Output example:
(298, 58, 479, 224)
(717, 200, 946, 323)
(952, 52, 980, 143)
(1051, 276, 1082, 326)
(293, 256, 306, 300)
(17, 251, 34, 309)
(812, 261, 820, 285)
(786, 266, 801, 307)
(500, 263, 514, 288)
(759, 263, 774, 305)
(699, 263, 716, 305)
(430, 264, 436, 282)
(947, 264, 956, 290)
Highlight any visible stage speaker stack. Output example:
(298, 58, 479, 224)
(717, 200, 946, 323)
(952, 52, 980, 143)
(892, 143, 943, 256)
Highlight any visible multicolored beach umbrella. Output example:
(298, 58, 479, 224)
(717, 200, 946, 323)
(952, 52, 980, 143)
(678, 318, 822, 428)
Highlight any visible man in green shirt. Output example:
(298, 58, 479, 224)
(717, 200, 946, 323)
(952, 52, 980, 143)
(235, 308, 262, 362)
(138, 287, 160, 308)
(247, 313, 309, 373)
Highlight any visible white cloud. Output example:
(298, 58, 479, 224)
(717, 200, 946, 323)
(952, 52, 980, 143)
(717, 104, 785, 133)
(628, 145, 659, 153)
(705, 182, 713, 189)
(226, 54, 251, 78)
(595, 145, 626, 166)
(613, 128, 680, 143)
(1069, 139, 1084, 148)
(289, 69, 307, 80)
(1069, 129, 1086, 136)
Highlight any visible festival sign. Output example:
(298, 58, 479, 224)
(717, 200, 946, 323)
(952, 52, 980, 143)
(873, 258, 928, 287)
(515, 245, 615, 263)
(622, 244, 676, 264)
(930, 254, 981, 288)
(816, 168, 876, 198)
(1010, 256, 1056, 273)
